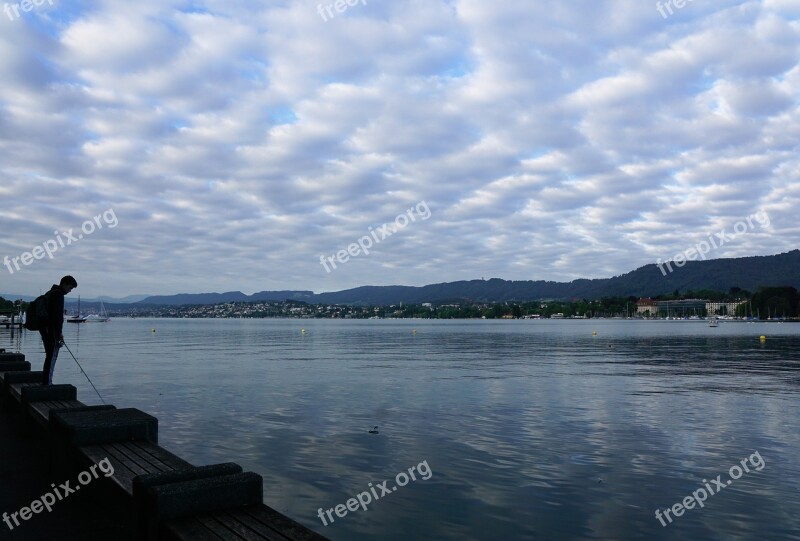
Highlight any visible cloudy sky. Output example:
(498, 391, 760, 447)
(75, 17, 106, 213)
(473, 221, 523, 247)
(0, 0, 798, 298)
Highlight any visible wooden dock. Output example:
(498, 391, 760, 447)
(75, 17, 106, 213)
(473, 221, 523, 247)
(0, 350, 330, 541)
(0, 309, 23, 329)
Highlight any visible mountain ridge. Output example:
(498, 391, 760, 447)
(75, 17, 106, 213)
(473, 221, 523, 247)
(134, 250, 800, 305)
(4, 251, 798, 306)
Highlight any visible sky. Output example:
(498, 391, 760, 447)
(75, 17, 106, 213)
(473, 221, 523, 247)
(0, 0, 798, 298)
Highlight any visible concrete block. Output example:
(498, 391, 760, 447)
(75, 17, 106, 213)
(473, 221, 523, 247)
(133, 463, 244, 539)
(143, 472, 263, 540)
(51, 408, 158, 446)
(22, 384, 77, 403)
(133, 463, 243, 496)
(3, 371, 43, 384)
(0, 361, 30, 373)
(49, 405, 118, 479)
(49, 404, 117, 424)
(1, 372, 43, 410)
(0, 352, 25, 363)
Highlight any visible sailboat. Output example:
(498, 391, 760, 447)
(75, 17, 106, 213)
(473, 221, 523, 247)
(85, 301, 110, 322)
(66, 296, 87, 323)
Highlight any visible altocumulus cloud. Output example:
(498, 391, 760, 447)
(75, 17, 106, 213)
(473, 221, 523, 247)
(0, 0, 798, 297)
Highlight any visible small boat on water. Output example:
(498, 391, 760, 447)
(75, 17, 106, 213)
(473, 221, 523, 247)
(66, 296, 87, 323)
(84, 301, 110, 322)
(708, 316, 719, 327)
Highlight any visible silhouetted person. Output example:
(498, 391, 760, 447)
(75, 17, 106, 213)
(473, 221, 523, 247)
(41, 275, 77, 385)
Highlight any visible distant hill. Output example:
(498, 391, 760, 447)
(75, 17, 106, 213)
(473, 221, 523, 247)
(95, 294, 151, 304)
(137, 250, 800, 306)
(0, 294, 36, 302)
(0, 294, 151, 304)
(140, 290, 316, 305)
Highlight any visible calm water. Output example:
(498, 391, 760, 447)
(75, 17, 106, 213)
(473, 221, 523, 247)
(5, 319, 800, 541)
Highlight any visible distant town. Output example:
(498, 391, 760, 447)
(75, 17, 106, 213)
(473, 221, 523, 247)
(2, 286, 798, 324)
(101, 286, 798, 320)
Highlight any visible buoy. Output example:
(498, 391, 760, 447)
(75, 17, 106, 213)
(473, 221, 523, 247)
(760, 335, 766, 342)
(592, 331, 598, 336)
(412, 329, 416, 334)
(301, 329, 306, 334)
(151, 329, 156, 333)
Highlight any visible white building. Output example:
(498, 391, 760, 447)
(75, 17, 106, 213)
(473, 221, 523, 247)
(705, 301, 747, 316)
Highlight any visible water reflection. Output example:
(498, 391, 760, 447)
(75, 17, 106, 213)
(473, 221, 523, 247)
(9, 320, 800, 540)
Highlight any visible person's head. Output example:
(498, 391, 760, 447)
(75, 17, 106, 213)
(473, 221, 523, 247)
(59, 275, 78, 294)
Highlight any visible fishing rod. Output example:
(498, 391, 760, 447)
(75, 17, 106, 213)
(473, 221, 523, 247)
(59, 340, 106, 405)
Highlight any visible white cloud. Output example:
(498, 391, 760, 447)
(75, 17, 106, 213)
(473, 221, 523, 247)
(0, 0, 798, 297)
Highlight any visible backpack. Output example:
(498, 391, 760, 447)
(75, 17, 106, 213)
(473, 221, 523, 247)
(23, 292, 51, 331)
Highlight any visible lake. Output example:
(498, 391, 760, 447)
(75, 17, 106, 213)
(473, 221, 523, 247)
(5, 319, 800, 540)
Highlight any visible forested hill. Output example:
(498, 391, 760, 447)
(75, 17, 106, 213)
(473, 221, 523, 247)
(136, 250, 800, 305)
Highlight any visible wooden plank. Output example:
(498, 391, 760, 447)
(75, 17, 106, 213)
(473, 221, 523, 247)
(188, 507, 328, 541)
(27, 402, 50, 427)
(134, 440, 192, 469)
(80, 440, 190, 497)
(196, 513, 249, 540)
(29, 401, 55, 426)
(28, 399, 86, 426)
(53, 400, 84, 409)
(238, 506, 329, 541)
(9, 382, 38, 402)
(103, 442, 159, 475)
(119, 440, 191, 472)
(109, 440, 172, 474)
(80, 443, 146, 495)
(115, 441, 170, 473)
(210, 510, 290, 541)
(163, 516, 224, 540)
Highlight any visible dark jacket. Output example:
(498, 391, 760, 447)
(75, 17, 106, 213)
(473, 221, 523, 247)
(44, 284, 66, 335)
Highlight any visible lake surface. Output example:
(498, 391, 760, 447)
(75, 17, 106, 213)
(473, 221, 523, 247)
(5, 319, 800, 540)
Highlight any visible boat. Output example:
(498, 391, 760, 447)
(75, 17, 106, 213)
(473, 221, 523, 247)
(85, 301, 110, 322)
(708, 316, 719, 327)
(66, 296, 87, 323)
